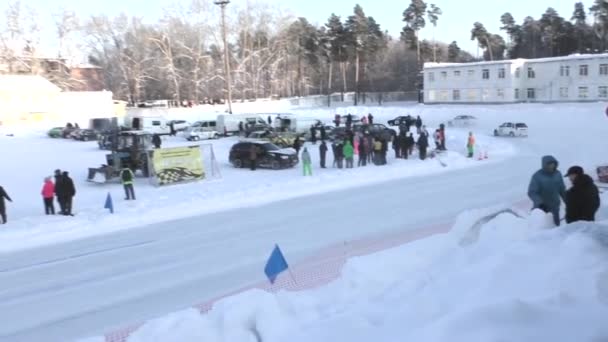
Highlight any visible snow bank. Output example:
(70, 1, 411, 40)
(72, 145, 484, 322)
(121, 210, 608, 342)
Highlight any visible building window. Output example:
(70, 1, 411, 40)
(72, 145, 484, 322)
(497, 88, 505, 99)
(527, 67, 535, 79)
(466, 89, 476, 101)
(428, 72, 435, 82)
(514, 88, 520, 99)
(560, 65, 570, 77)
(515, 67, 521, 78)
(467, 70, 475, 78)
(454, 70, 461, 77)
(453, 89, 461, 101)
(482, 69, 490, 80)
(527, 88, 536, 100)
(599, 86, 608, 98)
(560, 87, 569, 98)
(428, 90, 436, 101)
(580, 65, 588, 76)
(600, 64, 608, 76)
(498, 68, 506, 79)
(578, 86, 589, 98)
(439, 90, 449, 101)
(440, 71, 447, 79)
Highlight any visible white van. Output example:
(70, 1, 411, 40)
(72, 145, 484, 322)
(127, 116, 170, 135)
(217, 114, 268, 136)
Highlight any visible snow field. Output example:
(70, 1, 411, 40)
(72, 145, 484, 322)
(0, 104, 515, 253)
(119, 208, 608, 342)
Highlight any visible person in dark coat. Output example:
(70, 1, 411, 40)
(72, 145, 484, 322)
(392, 134, 402, 159)
(407, 133, 416, 156)
(381, 139, 388, 165)
(54, 169, 65, 214)
(249, 145, 258, 171)
(334, 114, 341, 127)
(399, 132, 409, 159)
(152, 134, 162, 149)
(267, 116, 272, 125)
(564, 166, 600, 224)
(415, 115, 422, 133)
(335, 142, 344, 169)
(528, 155, 566, 226)
(319, 141, 328, 168)
(439, 123, 447, 151)
(346, 114, 353, 129)
(0, 185, 12, 224)
(293, 138, 301, 155)
(310, 126, 317, 144)
(320, 126, 327, 141)
(358, 136, 367, 167)
(368, 113, 374, 125)
(238, 121, 244, 136)
(417, 133, 429, 160)
(62, 171, 76, 216)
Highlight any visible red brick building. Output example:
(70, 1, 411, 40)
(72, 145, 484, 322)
(69, 64, 105, 91)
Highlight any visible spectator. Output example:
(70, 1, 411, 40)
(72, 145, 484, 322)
(433, 129, 441, 150)
(335, 142, 344, 169)
(368, 113, 374, 125)
(399, 132, 409, 159)
(565, 166, 600, 224)
(54, 169, 64, 214)
(346, 113, 353, 129)
(121, 167, 136, 200)
(331, 141, 338, 168)
(373, 139, 382, 165)
(302, 148, 312, 176)
(62, 171, 76, 216)
(393, 134, 402, 159)
(152, 134, 162, 149)
(310, 126, 317, 144)
(344, 140, 355, 168)
(417, 132, 429, 160)
(41, 177, 55, 215)
(361, 115, 368, 125)
(239, 121, 244, 136)
(415, 115, 422, 133)
(407, 133, 416, 157)
(0, 185, 12, 224)
(381, 139, 388, 165)
(467, 132, 475, 158)
(334, 114, 341, 127)
(439, 124, 447, 151)
(320, 126, 327, 141)
(293, 138, 301, 155)
(319, 141, 328, 169)
(358, 136, 368, 167)
(267, 115, 272, 125)
(528, 156, 566, 226)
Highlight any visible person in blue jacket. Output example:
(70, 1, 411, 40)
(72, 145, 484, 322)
(528, 155, 567, 226)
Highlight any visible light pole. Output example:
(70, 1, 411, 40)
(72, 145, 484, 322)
(215, 0, 233, 114)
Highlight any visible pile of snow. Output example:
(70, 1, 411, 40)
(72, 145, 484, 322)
(115, 209, 608, 342)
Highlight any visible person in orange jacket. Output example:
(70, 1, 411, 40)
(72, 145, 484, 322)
(467, 132, 475, 158)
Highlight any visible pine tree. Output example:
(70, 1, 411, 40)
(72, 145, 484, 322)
(500, 12, 523, 58)
(426, 4, 442, 62)
(572, 2, 588, 53)
(447, 41, 460, 62)
(345, 4, 369, 105)
(402, 0, 427, 68)
(590, 0, 608, 51)
(325, 13, 348, 99)
(471, 22, 494, 60)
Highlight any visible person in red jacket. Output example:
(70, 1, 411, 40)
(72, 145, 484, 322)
(41, 177, 55, 215)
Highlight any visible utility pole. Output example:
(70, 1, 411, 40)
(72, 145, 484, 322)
(215, 0, 233, 114)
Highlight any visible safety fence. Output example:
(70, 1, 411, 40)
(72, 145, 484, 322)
(104, 199, 531, 342)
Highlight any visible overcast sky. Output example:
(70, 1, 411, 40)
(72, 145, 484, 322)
(13, 0, 594, 56)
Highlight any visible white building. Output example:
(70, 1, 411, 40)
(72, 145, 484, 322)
(423, 53, 608, 104)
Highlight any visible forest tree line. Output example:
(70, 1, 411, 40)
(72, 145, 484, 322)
(1, 0, 608, 104)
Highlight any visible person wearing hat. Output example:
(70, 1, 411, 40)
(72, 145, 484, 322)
(528, 155, 566, 226)
(564, 166, 600, 224)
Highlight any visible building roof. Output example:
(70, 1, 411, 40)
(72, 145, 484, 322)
(424, 53, 608, 70)
(0, 75, 61, 93)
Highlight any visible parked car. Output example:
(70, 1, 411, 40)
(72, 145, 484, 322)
(387, 115, 416, 127)
(167, 120, 191, 132)
(229, 140, 298, 170)
(447, 115, 477, 127)
(354, 123, 397, 141)
(493, 122, 528, 137)
(304, 125, 334, 141)
(186, 127, 219, 141)
(48, 127, 63, 138)
(72, 129, 99, 141)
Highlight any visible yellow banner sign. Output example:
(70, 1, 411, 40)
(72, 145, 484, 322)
(152, 146, 205, 186)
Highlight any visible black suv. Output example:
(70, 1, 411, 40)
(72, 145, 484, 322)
(354, 123, 397, 141)
(387, 115, 416, 127)
(229, 141, 298, 170)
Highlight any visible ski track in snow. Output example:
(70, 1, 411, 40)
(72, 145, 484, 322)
(0, 101, 608, 341)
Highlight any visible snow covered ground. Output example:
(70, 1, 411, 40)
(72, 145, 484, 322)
(1, 101, 608, 341)
(120, 209, 608, 342)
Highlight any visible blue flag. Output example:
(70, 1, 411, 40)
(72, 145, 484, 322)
(264, 244, 289, 284)
(104, 192, 114, 214)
